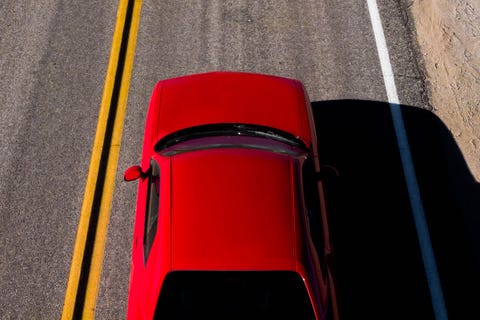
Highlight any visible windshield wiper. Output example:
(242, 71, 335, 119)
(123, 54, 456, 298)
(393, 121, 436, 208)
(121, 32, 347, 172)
(154, 124, 307, 152)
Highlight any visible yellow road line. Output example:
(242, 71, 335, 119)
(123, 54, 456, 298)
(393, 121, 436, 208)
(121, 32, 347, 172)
(82, 0, 143, 317)
(62, 0, 142, 318)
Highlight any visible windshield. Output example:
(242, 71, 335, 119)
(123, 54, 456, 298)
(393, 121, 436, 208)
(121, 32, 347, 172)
(154, 124, 308, 153)
(154, 271, 316, 320)
(159, 135, 306, 157)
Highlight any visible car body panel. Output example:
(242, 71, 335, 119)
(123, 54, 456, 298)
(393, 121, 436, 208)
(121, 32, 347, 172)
(171, 147, 298, 271)
(151, 72, 313, 149)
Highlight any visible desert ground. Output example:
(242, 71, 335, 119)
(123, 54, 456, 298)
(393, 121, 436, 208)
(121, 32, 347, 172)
(408, 0, 479, 181)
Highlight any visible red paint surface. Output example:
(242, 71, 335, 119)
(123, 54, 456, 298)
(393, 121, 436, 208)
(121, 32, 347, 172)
(126, 72, 335, 320)
(154, 72, 313, 148)
(171, 148, 297, 271)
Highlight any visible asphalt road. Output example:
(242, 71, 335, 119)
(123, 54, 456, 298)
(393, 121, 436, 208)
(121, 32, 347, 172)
(0, 1, 117, 318)
(2, 1, 476, 319)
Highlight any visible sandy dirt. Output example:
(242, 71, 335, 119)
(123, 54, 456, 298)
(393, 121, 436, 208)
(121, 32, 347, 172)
(407, 0, 480, 181)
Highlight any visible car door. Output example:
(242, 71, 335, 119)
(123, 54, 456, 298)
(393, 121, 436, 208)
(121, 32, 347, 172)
(128, 158, 161, 318)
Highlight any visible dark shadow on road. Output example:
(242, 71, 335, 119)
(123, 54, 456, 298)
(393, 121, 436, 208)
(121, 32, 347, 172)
(312, 100, 480, 319)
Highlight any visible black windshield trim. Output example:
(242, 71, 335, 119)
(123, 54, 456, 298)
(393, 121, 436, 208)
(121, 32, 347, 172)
(154, 124, 308, 152)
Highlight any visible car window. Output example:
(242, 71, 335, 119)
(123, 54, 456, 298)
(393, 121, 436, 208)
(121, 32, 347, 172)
(159, 135, 306, 157)
(154, 271, 316, 320)
(144, 159, 160, 263)
(154, 123, 308, 153)
(302, 158, 325, 268)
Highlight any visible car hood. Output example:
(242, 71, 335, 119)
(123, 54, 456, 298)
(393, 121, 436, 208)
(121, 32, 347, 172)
(153, 72, 313, 148)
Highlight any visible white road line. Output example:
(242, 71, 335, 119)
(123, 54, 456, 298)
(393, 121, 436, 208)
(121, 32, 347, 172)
(366, 1, 448, 319)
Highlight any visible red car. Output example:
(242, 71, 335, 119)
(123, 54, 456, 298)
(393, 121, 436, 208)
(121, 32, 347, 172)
(124, 72, 338, 319)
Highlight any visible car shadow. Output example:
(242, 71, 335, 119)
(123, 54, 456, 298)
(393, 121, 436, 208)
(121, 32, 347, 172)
(311, 100, 480, 319)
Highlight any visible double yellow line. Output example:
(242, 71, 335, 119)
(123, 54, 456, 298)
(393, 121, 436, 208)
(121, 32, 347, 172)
(62, 0, 142, 318)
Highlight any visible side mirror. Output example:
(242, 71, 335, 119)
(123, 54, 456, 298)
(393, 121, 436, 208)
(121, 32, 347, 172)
(124, 165, 146, 182)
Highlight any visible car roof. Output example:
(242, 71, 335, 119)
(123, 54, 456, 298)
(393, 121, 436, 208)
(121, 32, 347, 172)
(166, 146, 305, 271)
(150, 72, 313, 148)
